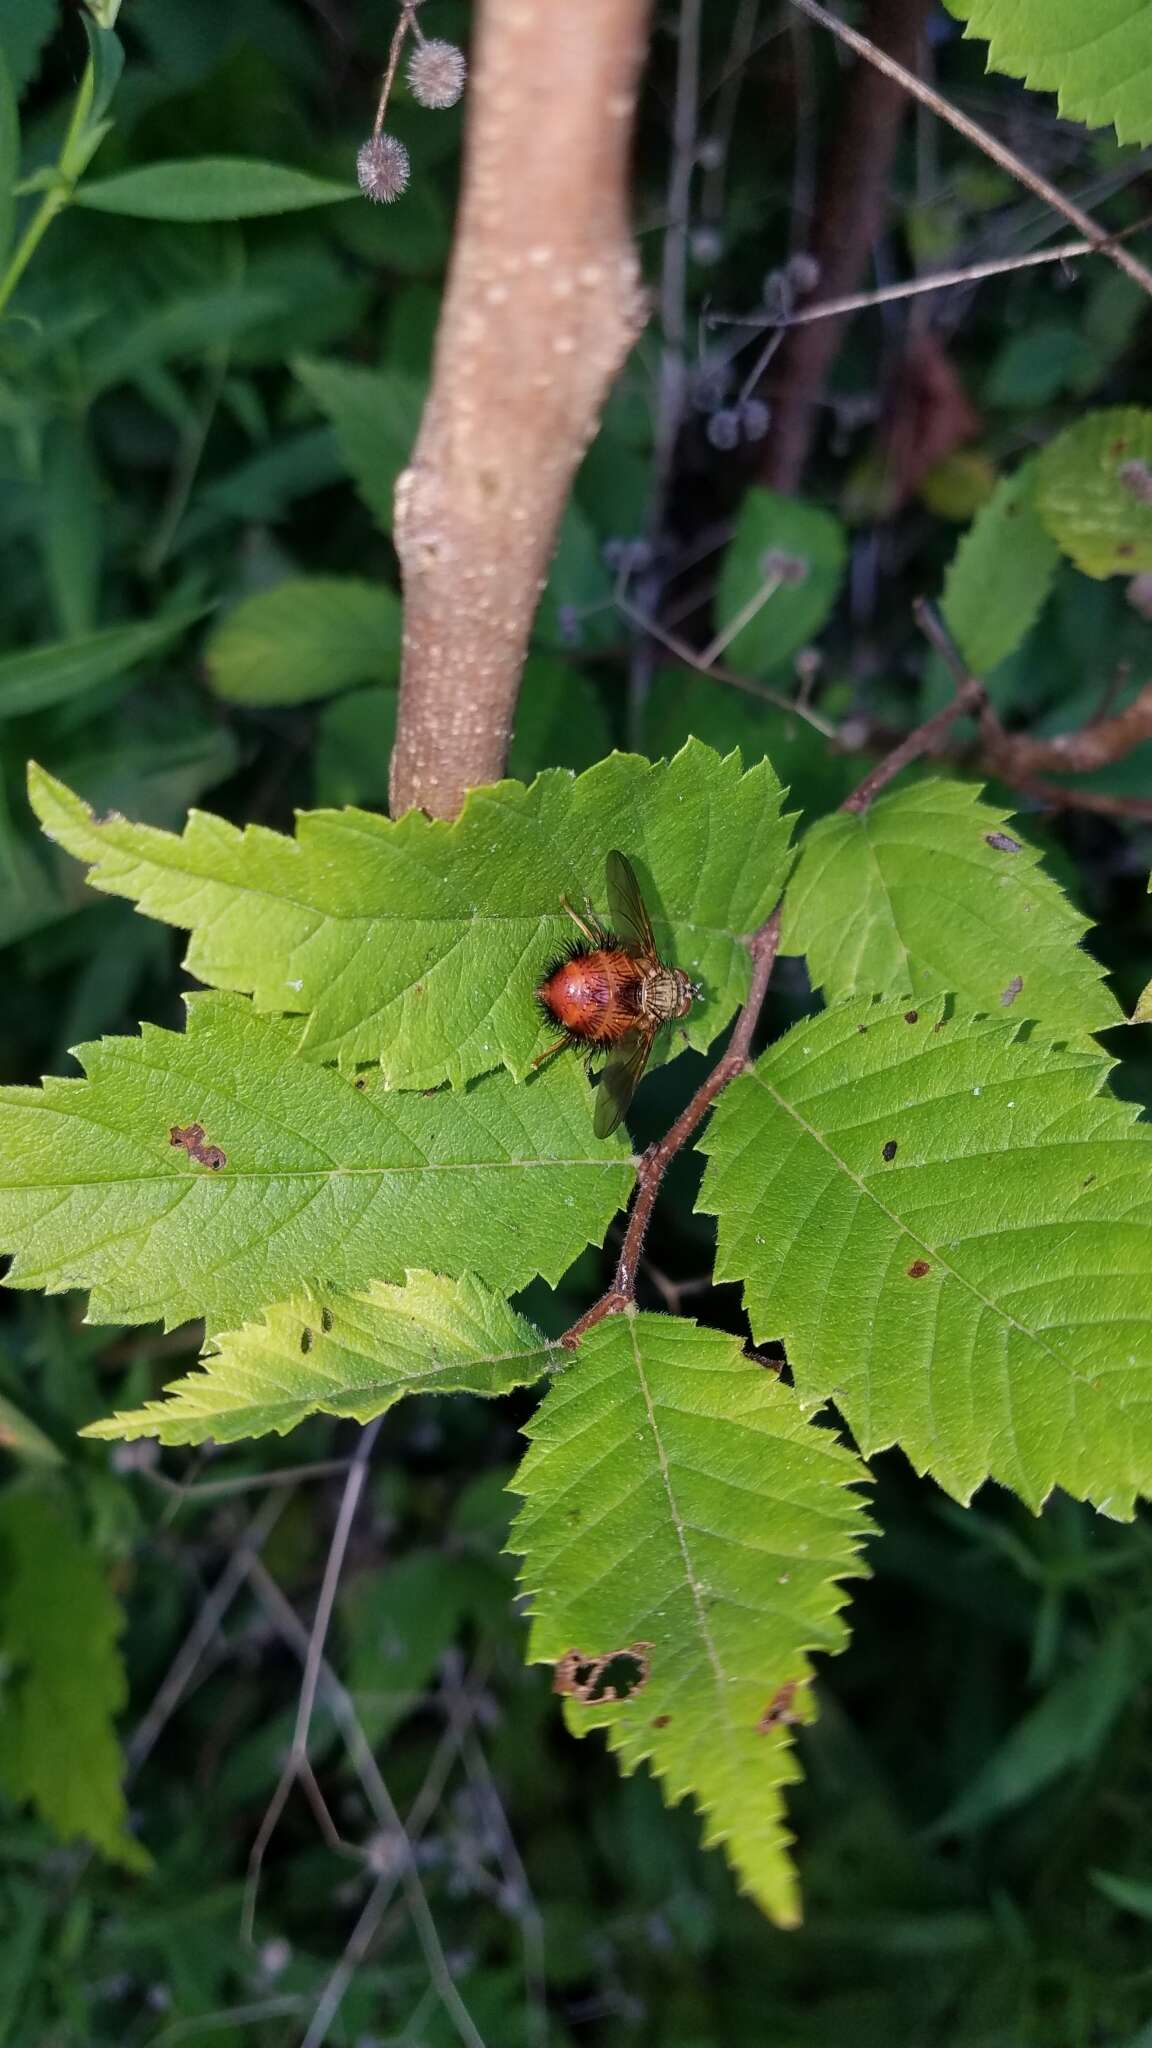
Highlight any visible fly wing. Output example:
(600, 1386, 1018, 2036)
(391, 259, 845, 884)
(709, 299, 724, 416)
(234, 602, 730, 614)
(593, 1026, 654, 1138)
(605, 850, 656, 958)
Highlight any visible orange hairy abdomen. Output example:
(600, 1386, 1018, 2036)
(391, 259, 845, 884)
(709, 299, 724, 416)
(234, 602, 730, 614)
(537, 949, 642, 1044)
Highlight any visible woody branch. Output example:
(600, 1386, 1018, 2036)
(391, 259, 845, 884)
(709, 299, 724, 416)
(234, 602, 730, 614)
(389, 0, 652, 821)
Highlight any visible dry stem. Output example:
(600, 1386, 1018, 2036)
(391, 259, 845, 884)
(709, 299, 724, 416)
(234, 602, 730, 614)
(389, 0, 652, 818)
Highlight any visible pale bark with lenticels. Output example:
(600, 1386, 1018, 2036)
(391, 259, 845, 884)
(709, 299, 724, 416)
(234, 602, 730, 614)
(389, 0, 652, 821)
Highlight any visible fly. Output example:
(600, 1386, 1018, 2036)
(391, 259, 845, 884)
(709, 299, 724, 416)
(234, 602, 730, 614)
(535, 850, 702, 1137)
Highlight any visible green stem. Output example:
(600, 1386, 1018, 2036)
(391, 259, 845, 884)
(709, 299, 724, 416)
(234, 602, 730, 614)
(0, 58, 97, 323)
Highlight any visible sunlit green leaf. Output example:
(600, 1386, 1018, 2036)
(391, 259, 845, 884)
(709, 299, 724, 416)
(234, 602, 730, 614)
(28, 742, 795, 1089)
(945, 0, 1152, 145)
(699, 998, 1152, 1513)
(781, 779, 1121, 1035)
(84, 1271, 554, 1442)
(1037, 407, 1152, 579)
(512, 1314, 871, 1925)
(0, 994, 631, 1329)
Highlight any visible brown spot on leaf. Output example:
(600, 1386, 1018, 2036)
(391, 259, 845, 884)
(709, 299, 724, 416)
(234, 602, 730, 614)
(1110, 438, 1130, 457)
(985, 831, 1021, 854)
(1083, 1174, 1097, 1188)
(1000, 975, 1024, 1009)
(904, 1010, 919, 1025)
(169, 1123, 226, 1171)
(757, 1680, 803, 1733)
(353, 1076, 368, 1090)
(553, 1642, 652, 1705)
(300, 1328, 313, 1355)
(320, 1305, 334, 1334)
(907, 1259, 931, 1280)
(857, 1024, 868, 1035)
(882, 1140, 898, 1162)
(652, 1713, 671, 1729)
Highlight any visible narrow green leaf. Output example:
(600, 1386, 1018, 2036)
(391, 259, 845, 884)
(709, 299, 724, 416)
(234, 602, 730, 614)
(294, 356, 424, 532)
(74, 158, 357, 220)
(84, 1271, 555, 1443)
(944, 0, 1152, 146)
(928, 1629, 1134, 1835)
(1092, 1868, 1152, 1921)
(940, 461, 1059, 673)
(1036, 407, 1152, 579)
(713, 488, 846, 675)
(37, 418, 102, 639)
(205, 577, 401, 708)
(0, 612, 197, 719)
(512, 1314, 871, 1925)
(0, 1393, 62, 1464)
(0, 993, 631, 1330)
(781, 778, 1121, 1035)
(0, 1489, 146, 1868)
(28, 741, 795, 1089)
(699, 998, 1152, 1514)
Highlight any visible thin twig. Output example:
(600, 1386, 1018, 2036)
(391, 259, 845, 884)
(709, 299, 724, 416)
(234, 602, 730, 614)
(786, 0, 1152, 299)
(848, 600, 1152, 825)
(126, 1492, 288, 1777)
(244, 1556, 489, 2048)
(841, 600, 986, 811)
(243, 1420, 383, 1939)
(615, 590, 840, 736)
(714, 219, 1152, 331)
(561, 906, 783, 1349)
(372, 0, 419, 137)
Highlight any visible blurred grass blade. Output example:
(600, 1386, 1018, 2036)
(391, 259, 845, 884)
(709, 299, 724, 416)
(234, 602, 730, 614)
(0, 611, 199, 719)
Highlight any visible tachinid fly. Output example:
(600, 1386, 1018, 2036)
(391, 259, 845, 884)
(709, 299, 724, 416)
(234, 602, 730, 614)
(535, 850, 702, 1138)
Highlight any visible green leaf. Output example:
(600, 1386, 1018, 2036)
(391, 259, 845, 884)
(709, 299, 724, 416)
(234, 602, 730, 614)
(205, 577, 401, 707)
(780, 779, 1121, 1035)
(0, 1488, 145, 1868)
(84, 1271, 554, 1443)
(0, 612, 199, 720)
(713, 489, 847, 675)
(0, 993, 631, 1329)
(699, 998, 1152, 1513)
(84, 287, 289, 394)
(74, 157, 357, 220)
(28, 741, 795, 1089)
(1137, 876, 1152, 1021)
(511, 1314, 871, 1925)
(944, 0, 1152, 146)
(294, 356, 424, 532)
(0, 0, 57, 97)
(37, 418, 102, 639)
(928, 1628, 1134, 1834)
(1092, 1868, 1152, 1921)
(1036, 407, 1152, 579)
(940, 462, 1060, 673)
(0, 1394, 62, 1465)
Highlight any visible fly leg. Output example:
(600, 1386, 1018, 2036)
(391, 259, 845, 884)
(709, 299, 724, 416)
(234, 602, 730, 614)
(560, 895, 607, 948)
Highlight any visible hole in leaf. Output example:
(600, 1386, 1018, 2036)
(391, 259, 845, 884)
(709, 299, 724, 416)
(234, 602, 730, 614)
(553, 1642, 652, 1704)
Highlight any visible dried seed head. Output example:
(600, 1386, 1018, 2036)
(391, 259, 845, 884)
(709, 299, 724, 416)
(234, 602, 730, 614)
(407, 38, 467, 110)
(356, 132, 410, 203)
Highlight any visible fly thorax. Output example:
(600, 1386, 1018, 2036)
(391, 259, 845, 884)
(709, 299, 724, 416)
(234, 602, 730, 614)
(640, 968, 696, 1022)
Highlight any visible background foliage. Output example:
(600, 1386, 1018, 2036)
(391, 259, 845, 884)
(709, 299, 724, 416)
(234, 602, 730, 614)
(3, 2, 1152, 2044)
